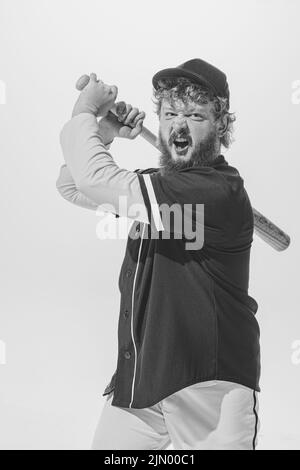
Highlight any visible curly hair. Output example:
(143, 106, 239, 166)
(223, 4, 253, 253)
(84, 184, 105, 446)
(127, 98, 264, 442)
(152, 77, 236, 149)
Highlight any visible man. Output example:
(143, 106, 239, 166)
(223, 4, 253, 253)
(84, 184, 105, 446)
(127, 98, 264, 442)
(57, 58, 261, 450)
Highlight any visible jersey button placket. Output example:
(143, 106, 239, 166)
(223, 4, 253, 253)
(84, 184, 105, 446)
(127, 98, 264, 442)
(121, 222, 145, 407)
(121, 257, 136, 403)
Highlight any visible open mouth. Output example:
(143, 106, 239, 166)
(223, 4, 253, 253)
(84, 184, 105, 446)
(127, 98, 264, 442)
(173, 138, 190, 154)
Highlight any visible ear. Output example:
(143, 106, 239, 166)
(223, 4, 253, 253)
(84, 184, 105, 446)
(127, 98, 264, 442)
(216, 115, 229, 137)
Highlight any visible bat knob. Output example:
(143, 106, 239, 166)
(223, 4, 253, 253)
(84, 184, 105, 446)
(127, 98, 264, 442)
(76, 74, 90, 91)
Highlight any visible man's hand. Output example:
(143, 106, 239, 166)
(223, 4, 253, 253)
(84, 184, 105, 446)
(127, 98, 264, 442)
(98, 102, 146, 144)
(72, 73, 118, 118)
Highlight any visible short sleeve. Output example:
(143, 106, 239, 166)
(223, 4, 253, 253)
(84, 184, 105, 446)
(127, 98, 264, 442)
(137, 167, 234, 247)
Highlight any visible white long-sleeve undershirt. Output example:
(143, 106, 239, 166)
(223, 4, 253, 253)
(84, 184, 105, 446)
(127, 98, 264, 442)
(57, 113, 149, 223)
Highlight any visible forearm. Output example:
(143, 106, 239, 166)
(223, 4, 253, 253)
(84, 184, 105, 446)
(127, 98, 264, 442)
(59, 113, 149, 222)
(60, 114, 115, 185)
(56, 164, 99, 211)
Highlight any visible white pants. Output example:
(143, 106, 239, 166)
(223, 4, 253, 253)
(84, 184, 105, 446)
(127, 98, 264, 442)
(91, 381, 260, 450)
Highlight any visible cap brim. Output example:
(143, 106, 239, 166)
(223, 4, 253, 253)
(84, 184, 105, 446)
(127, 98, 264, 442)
(152, 67, 218, 95)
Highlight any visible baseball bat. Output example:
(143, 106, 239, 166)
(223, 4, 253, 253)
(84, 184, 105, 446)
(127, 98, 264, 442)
(75, 75, 291, 252)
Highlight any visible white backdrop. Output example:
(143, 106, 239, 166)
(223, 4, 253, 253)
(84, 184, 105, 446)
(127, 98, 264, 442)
(0, 0, 299, 450)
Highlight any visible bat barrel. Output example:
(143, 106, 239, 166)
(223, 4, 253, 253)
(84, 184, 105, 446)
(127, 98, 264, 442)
(253, 208, 291, 251)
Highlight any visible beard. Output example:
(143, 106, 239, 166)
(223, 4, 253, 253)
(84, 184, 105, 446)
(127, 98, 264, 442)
(157, 127, 220, 176)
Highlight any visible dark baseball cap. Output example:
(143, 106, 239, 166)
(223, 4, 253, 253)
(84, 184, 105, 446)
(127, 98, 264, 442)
(152, 58, 230, 106)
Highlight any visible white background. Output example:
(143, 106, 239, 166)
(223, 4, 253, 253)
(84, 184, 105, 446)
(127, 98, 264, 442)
(0, 0, 299, 450)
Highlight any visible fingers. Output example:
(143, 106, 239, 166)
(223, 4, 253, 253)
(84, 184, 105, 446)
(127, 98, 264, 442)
(124, 108, 140, 126)
(126, 111, 145, 128)
(76, 73, 113, 92)
(132, 111, 146, 126)
(129, 118, 144, 139)
(117, 103, 146, 127)
(89, 73, 105, 86)
(76, 73, 117, 104)
(120, 104, 133, 123)
(90, 73, 98, 83)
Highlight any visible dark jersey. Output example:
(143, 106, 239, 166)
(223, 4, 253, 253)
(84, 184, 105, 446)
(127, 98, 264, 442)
(102, 155, 261, 409)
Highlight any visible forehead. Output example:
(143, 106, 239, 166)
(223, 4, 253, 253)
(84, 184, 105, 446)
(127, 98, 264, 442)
(161, 98, 212, 113)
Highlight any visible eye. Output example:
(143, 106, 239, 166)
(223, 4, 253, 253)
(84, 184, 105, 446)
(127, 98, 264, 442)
(190, 113, 204, 120)
(165, 112, 176, 117)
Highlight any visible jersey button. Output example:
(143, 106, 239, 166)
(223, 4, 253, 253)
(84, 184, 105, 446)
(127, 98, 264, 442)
(126, 269, 133, 278)
(124, 351, 131, 360)
(124, 310, 129, 319)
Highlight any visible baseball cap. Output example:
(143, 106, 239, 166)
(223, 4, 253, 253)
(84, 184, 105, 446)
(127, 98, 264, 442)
(152, 58, 230, 106)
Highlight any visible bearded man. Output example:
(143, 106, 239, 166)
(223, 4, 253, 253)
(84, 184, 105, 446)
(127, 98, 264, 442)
(57, 58, 261, 450)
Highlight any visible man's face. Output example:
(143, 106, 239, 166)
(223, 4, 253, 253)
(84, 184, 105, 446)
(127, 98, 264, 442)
(158, 98, 220, 172)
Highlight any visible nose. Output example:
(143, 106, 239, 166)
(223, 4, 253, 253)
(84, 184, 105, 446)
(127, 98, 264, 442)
(172, 118, 189, 133)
